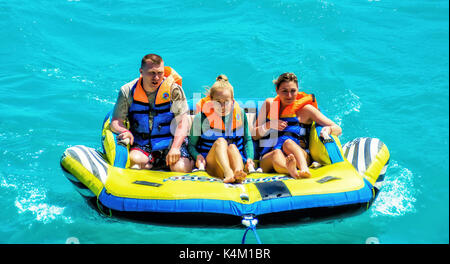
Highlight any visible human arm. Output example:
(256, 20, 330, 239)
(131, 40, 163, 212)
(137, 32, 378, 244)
(110, 118, 134, 146)
(166, 84, 190, 166)
(187, 113, 205, 169)
(242, 109, 255, 171)
(299, 104, 342, 138)
(110, 85, 134, 145)
(165, 112, 190, 165)
(251, 98, 288, 140)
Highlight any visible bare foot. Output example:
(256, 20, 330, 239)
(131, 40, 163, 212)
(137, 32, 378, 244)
(223, 169, 235, 183)
(143, 162, 153, 170)
(286, 154, 300, 179)
(234, 170, 247, 184)
(299, 167, 311, 178)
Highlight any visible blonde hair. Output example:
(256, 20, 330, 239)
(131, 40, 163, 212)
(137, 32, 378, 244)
(208, 74, 234, 99)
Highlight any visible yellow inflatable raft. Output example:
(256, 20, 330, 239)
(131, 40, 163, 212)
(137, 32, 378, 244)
(60, 101, 389, 224)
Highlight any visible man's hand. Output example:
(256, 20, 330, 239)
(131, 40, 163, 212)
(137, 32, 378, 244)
(117, 130, 134, 145)
(166, 147, 181, 166)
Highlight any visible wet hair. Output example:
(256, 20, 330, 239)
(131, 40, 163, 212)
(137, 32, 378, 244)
(141, 54, 163, 68)
(273, 72, 299, 90)
(208, 74, 234, 99)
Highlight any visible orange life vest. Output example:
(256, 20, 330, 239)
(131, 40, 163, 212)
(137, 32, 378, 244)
(268, 92, 318, 119)
(132, 66, 182, 104)
(195, 98, 245, 158)
(259, 92, 318, 158)
(195, 95, 210, 114)
(201, 99, 243, 131)
(128, 66, 182, 150)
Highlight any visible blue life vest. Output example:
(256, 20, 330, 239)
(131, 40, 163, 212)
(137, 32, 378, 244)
(258, 117, 311, 158)
(128, 77, 175, 151)
(258, 93, 317, 158)
(196, 100, 246, 159)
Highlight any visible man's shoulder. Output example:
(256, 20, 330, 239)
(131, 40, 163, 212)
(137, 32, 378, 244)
(170, 82, 184, 93)
(120, 78, 139, 95)
(169, 82, 187, 101)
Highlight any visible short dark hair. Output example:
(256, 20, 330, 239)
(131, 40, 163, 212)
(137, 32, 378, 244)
(141, 54, 163, 68)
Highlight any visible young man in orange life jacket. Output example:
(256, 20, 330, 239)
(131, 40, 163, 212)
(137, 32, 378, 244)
(110, 54, 193, 172)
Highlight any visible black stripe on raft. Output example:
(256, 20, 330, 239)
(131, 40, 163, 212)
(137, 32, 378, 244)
(254, 181, 292, 201)
(133, 181, 162, 187)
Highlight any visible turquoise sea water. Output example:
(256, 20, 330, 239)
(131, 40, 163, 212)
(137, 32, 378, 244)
(0, 0, 448, 244)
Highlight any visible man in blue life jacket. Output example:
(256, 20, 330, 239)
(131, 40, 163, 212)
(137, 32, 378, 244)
(110, 53, 193, 172)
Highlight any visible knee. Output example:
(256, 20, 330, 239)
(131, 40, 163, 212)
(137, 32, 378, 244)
(170, 158, 193, 173)
(283, 139, 297, 148)
(227, 144, 239, 153)
(214, 137, 228, 147)
(271, 149, 285, 158)
(129, 150, 148, 165)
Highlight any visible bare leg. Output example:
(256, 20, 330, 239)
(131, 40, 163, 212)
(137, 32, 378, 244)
(206, 138, 235, 183)
(282, 139, 311, 178)
(170, 157, 193, 173)
(227, 144, 247, 183)
(260, 149, 300, 179)
(285, 154, 301, 179)
(259, 151, 275, 173)
(129, 149, 151, 169)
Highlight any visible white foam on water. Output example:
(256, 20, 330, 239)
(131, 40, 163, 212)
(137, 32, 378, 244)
(370, 160, 417, 217)
(329, 89, 361, 128)
(41, 68, 61, 77)
(89, 95, 115, 105)
(1, 177, 18, 190)
(343, 89, 361, 115)
(71, 75, 94, 84)
(330, 89, 360, 115)
(14, 187, 73, 224)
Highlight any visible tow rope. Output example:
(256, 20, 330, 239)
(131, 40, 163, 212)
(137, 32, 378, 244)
(241, 215, 262, 244)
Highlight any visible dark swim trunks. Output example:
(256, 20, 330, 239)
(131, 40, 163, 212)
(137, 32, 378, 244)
(130, 138, 191, 170)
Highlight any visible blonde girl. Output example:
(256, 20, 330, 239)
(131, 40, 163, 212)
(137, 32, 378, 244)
(188, 75, 255, 183)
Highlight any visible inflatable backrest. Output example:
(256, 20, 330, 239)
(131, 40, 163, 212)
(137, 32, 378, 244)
(299, 107, 344, 166)
(101, 111, 130, 168)
(309, 122, 345, 165)
(342, 137, 390, 190)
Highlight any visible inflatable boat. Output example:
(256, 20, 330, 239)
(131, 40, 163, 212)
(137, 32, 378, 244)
(60, 99, 389, 226)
